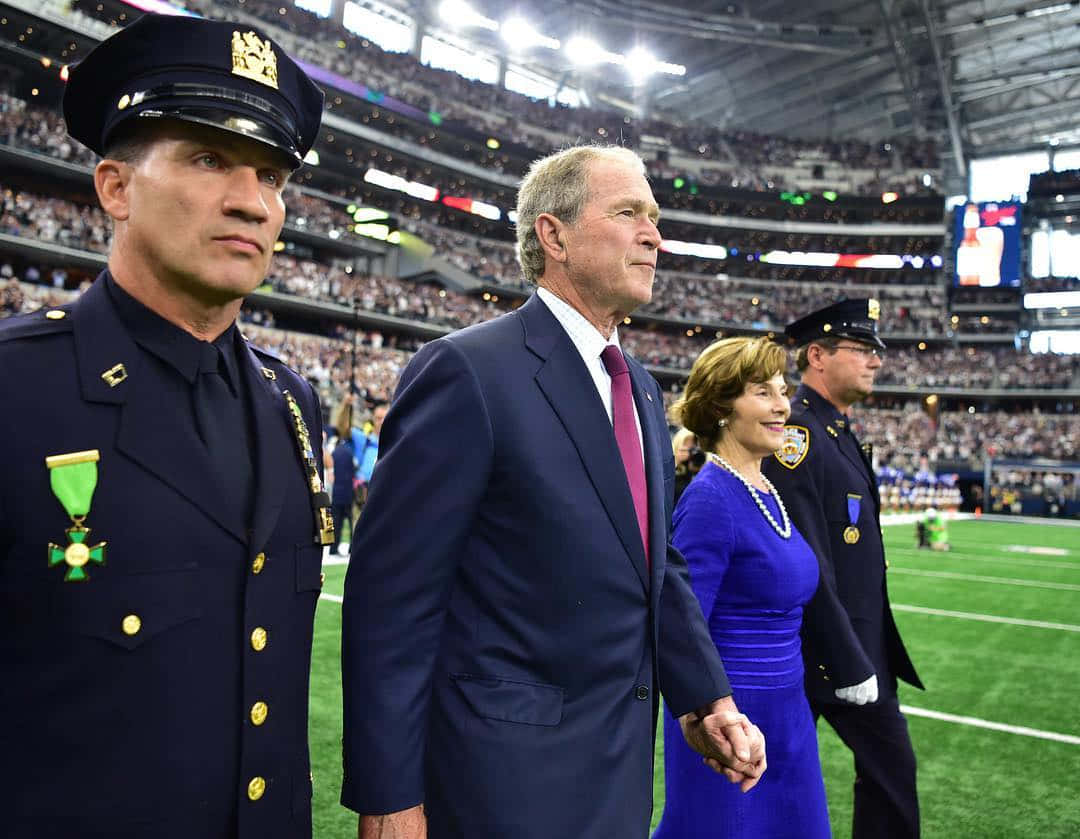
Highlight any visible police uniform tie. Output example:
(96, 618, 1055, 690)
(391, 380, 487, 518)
(194, 341, 255, 527)
(600, 345, 650, 570)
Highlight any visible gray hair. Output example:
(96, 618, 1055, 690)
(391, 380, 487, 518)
(514, 145, 646, 285)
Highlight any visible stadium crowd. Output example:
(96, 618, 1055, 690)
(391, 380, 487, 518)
(174, 0, 941, 199)
(0, 189, 954, 336)
(4, 269, 1076, 480)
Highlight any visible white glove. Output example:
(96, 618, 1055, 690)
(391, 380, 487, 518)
(835, 674, 878, 705)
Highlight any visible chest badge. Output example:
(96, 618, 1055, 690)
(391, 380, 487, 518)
(774, 425, 810, 470)
(46, 450, 107, 581)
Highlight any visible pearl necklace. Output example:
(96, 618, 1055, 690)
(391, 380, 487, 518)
(707, 452, 792, 539)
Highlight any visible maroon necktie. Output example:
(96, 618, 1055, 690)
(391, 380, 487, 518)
(600, 345, 650, 569)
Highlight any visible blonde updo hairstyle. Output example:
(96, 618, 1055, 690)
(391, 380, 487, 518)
(670, 336, 788, 453)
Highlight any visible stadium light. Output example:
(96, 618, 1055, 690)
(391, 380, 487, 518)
(500, 17, 560, 50)
(625, 47, 656, 85)
(438, 0, 498, 31)
(564, 36, 606, 66)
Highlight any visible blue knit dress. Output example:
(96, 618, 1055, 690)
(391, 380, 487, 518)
(653, 462, 831, 839)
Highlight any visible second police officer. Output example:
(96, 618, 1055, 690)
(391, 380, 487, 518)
(763, 299, 924, 839)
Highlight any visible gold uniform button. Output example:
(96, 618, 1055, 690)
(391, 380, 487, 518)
(252, 552, 266, 575)
(247, 776, 266, 801)
(250, 626, 267, 651)
(122, 614, 142, 636)
(45, 309, 66, 320)
(250, 701, 268, 726)
(885, 559, 890, 569)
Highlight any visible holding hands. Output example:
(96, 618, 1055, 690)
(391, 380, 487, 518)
(679, 696, 768, 792)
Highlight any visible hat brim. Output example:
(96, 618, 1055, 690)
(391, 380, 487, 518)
(125, 108, 303, 169)
(833, 330, 887, 350)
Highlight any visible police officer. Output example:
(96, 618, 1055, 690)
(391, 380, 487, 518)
(763, 299, 924, 839)
(0, 14, 330, 839)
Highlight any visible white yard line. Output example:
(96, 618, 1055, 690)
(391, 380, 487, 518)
(892, 603, 1080, 633)
(971, 514, 1080, 528)
(900, 705, 1080, 746)
(312, 595, 1080, 744)
(888, 550, 1080, 572)
(889, 567, 1080, 592)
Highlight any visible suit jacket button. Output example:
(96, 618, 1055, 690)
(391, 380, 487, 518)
(247, 776, 266, 801)
(250, 701, 269, 726)
(121, 614, 141, 636)
(251, 626, 268, 651)
(635, 685, 649, 701)
(252, 552, 266, 575)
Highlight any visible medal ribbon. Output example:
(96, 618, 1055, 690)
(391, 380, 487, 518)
(46, 450, 100, 519)
(847, 493, 861, 527)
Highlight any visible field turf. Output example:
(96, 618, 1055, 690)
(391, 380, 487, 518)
(309, 518, 1080, 837)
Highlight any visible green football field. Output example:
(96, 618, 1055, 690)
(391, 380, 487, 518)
(308, 518, 1080, 837)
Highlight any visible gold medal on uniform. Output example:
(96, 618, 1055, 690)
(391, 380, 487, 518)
(46, 450, 107, 581)
(844, 493, 862, 544)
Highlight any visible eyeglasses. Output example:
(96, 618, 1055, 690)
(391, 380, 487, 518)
(833, 344, 885, 359)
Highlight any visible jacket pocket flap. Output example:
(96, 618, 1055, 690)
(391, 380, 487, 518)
(451, 673, 564, 726)
(51, 569, 201, 650)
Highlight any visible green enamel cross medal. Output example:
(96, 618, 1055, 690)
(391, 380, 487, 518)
(46, 450, 106, 582)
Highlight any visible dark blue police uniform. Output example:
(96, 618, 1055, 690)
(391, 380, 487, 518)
(763, 299, 923, 839)
(0, 14, 329, 839)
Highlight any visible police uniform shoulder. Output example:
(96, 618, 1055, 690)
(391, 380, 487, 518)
(245, 336, 284, 365)
(0, 306, 74, 344)
(788, 398, 811, 419)
(245, 336, 311, 392)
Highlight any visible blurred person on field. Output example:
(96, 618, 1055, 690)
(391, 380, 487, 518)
(654, 337, 829, 839)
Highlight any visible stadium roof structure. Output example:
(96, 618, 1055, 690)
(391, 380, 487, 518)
(417, 0, 1080, 191)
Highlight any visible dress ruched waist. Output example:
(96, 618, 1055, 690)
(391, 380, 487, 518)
(709, 611, 805, 689)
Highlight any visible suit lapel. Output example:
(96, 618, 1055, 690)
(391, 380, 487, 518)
(73, 278, 246, 542)
(521, 297, 649, 592)
(241, 345, 292, 551)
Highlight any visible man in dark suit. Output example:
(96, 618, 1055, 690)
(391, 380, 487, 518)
(0, 15, 330, 838)
(763, 299, 924, 839)
(341, 145, 766, 838)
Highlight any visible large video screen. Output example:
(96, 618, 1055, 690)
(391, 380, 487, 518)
(953, 201, 1022, 288)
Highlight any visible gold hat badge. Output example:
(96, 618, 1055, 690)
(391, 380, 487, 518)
(868, 298, 881, 321)
(231, 31, 279, 90)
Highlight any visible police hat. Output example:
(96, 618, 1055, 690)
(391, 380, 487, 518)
(785, 298, 886, 350)
(63, 14, 323, 169)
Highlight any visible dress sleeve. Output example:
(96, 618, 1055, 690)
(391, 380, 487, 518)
(671, 474, 735, 626)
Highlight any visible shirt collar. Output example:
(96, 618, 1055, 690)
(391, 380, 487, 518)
(536, 286, 622, 362)
(105, 271, 242, 390)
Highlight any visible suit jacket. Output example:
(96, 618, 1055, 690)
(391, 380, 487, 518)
(0, 276, 327, 839)
(763, 384, 922, 706)
(341, 294, 729, 838)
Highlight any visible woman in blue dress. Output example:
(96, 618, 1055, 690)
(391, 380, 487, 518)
(654, 336, 831, 839)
